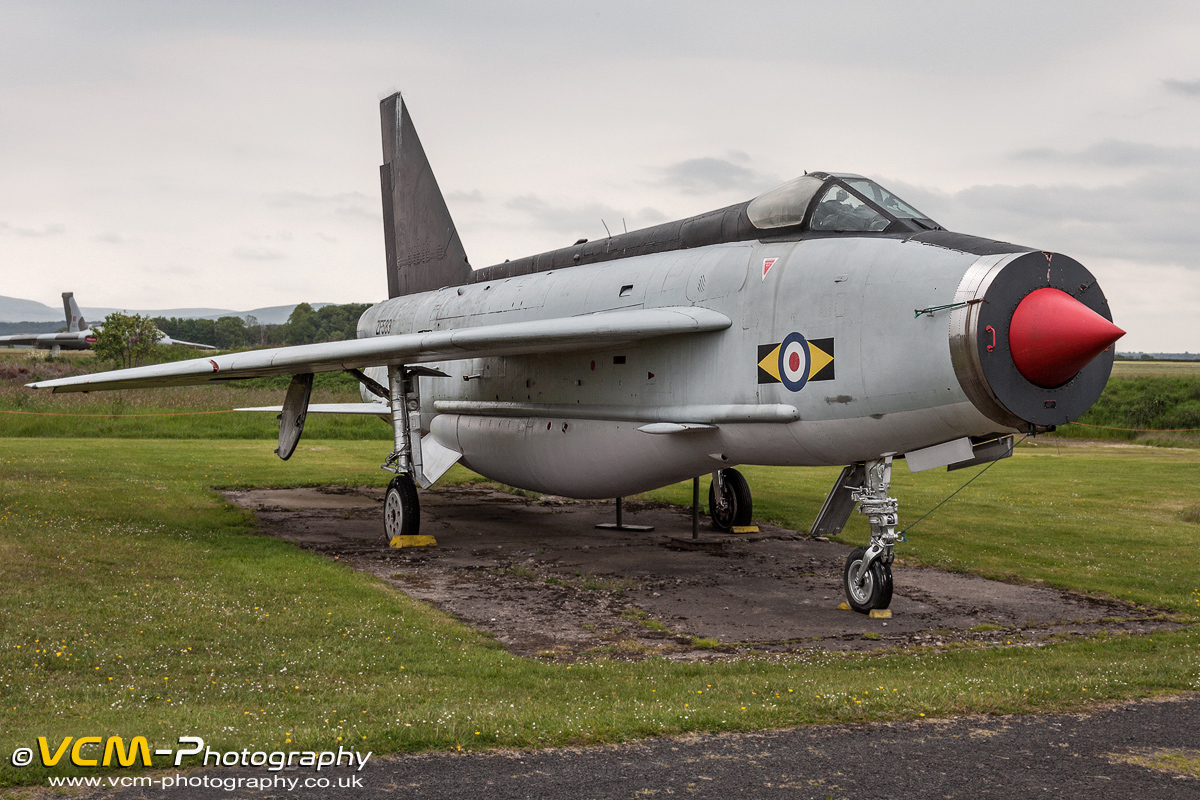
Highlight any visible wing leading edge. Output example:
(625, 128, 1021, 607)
(0, 334, 45, 347)
(27, 306, 731, 393)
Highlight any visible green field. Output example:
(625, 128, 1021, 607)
(1, 436, 1198, 788)
(1112, 359, 1200, 377)
(1055, 371, 1200, 447)
(0, 350, 388, 441)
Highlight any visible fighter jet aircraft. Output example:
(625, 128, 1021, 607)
(0, 292, 216, 353)
(28, 94, 1125, 612)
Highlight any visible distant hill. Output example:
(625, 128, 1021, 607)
(0, 295, 335, 326)
(0, 321, 62, 336)
(0, 295, 64, 323)
(1117, 352, 1200, 361)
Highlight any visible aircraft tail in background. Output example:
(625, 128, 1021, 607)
(379, 93, 471, 298)
(62, 292, 85, 332)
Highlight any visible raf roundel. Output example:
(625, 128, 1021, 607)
(779, 332, 810, 392)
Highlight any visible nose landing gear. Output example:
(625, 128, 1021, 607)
(839, 456, 900, 613)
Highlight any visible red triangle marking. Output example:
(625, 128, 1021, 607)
(762, 257, 778, 281)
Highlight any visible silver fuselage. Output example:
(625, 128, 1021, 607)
(357, 237, 1005, 498)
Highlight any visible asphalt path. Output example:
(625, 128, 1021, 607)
(76, 695, 1200, 799)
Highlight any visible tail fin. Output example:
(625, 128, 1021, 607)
(380, 93, 471, 298)
(62, 292, 86, 332)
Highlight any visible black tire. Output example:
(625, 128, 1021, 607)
(384, 474, 420, 541)
(708, 468, 753, 532)
(842, 546, 892, 613)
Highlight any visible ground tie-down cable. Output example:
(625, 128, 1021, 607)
(896, 434, 1030, 542)
(0, 409, 236, 417)
(1064, 421, 1200, 432)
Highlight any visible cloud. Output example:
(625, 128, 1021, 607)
(890, 169, 1200, 269)
(659, 154, 775, 196)
(883, 137, 1200, 270)
(447, 189, 485, 204)
(232, 246, 286, 261)
(506, 195, 666, 241)
(1012, 139, 1200, 169)
(265, 190, 377, 222)
(333, 205, 380, 222)
(91, 231, 133, 244)
(1164, 78, 1200, 98)
(0, 222, 65, 237)
(263, 190, 371, 208)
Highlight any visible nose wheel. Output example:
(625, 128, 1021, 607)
(843, 546, 893, 612)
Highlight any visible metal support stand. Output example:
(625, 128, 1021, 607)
(595, 496, 654, 532)
(850, 456, 900, 576)
(692, 477, 700, 539)
(667, 476, 723, 551)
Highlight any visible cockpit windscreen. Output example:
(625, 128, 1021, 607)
(747, 174, 938, 233)
(809, 185, 889, 232)
(843, 179, 929, 220)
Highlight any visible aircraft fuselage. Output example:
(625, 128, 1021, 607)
(356, 235, 1058, 498)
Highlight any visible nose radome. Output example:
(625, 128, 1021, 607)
(1008, 287, 1126, 388)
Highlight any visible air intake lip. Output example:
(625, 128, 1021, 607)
(1009, 287, 1126, 388)
(949, 250, 1120, 428)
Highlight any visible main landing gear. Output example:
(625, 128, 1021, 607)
(384, 473, 420, 540)
(381, 365, 427, 543)
(709, 468, 753, 532)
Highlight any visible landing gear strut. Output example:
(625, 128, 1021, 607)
(381, 365, 425, 543)
(709, 468, 753, 532)
(840, 456, 899, 613)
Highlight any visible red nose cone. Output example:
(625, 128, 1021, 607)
(1008, 287, 1125, 388)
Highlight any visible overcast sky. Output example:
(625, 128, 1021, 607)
(1, 1, 1198, 351)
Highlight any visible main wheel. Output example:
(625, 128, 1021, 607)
(708, 468, 753, 532)
(842, 546, 893, 613)
(384, 474, 420, 541)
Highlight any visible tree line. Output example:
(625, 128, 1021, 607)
(153, 303, 371, 349)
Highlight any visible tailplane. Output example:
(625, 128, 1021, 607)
(380, 93, 472, 298)
(62, 292, 86, 332)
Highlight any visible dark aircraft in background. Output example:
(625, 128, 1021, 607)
(0, 292, 215, 354)
(30, 94, 1124, 612)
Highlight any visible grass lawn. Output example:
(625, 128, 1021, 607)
(1, 437, 1198, 788)
(1111, 360, 1200, 377)
(0, 352, 387, 442)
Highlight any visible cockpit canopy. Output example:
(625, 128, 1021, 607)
(747, 173, 939, 234)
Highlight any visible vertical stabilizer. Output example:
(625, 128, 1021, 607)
(62, 292, 85, 332)
(380, 94, 471, 298)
